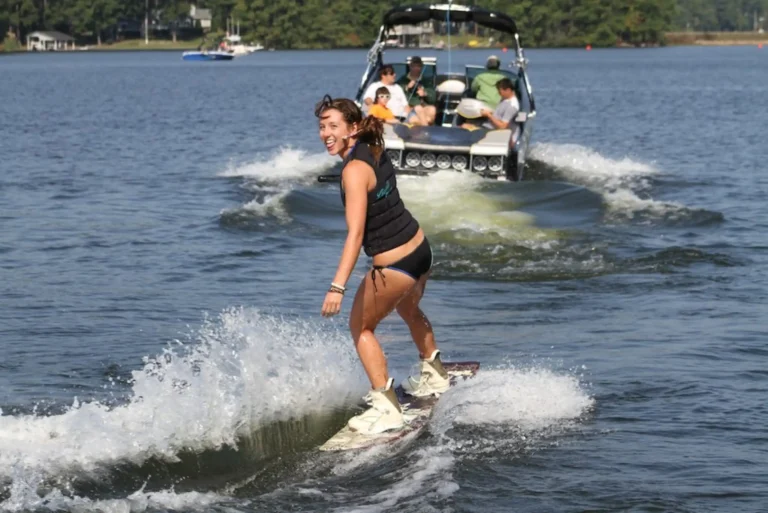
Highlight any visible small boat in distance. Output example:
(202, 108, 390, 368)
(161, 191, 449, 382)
(181, 50, 235, 61)
(222, 17, 264, 56)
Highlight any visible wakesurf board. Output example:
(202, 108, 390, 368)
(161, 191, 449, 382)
(319, 361, 479, 452)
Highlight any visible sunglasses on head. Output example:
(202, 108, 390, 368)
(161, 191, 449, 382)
(377, 94, 390, 99)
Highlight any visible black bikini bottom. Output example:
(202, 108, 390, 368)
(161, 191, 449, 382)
(371, 237, 433, 290)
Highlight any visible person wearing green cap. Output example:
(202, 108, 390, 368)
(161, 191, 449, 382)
(470, 55, 507, 108)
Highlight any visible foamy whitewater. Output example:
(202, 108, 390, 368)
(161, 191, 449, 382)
(0, 308, 367, 511)
(219, 147, 338, 222)
(529, 142, 701, 222)
(218, 147, 337, 183)
(0, 305, 594, 512)
(247, 366, 594, 513)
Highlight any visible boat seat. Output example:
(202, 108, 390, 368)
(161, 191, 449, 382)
(433, 79, 468, 126)
(436, 79, 466, 95)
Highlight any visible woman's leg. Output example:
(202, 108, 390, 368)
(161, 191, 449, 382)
(395, 272, 437, 359)
(395, 271, 450, 397)
(349, 268, 418, 389)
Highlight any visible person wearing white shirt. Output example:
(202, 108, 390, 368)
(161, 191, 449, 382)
(363, 65, 411, 121)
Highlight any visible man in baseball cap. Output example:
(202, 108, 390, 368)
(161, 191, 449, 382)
(397, 55, 437, 125)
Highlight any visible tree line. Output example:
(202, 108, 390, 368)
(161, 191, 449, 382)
(2, 0, 767, 49)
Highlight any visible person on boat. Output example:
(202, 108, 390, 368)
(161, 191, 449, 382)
(480, 78, 520, 138)
(461, 78, 520, 140)
(368, 87, 400, 124)
(363, 65, 411, 121)
(470, 55, 507, 108)
(315, 95, 450, 435)
(396, 56, 437, 125)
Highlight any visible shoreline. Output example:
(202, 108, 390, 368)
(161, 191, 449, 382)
(669, 39, 767, 46)
(3, 33, 767, 54)
(664, 31, 767, 47)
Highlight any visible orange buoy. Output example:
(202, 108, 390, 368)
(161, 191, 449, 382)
(502, 47, 508, 53)
(586, 44, 592, 51)
(759, 43, 763, 49)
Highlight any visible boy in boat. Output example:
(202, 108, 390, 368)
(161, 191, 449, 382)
(368, 87, 400, 124)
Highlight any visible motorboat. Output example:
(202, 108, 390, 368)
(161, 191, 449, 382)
(223, 34, 265, 56)
(182, 50, 234, 61)
(245, 42, 265, 52)
(353, 4, 537, 181)
(224, 34, 249, 56)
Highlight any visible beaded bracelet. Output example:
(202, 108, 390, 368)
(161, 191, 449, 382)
(329, 283, 346, 295)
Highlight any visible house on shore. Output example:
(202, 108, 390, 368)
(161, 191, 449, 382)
(385, 22, 436, 48)
(26, 31, 76, 51)
(189, 5, 212, 31)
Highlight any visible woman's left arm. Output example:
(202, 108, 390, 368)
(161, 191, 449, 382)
(322, 160, 370, 316)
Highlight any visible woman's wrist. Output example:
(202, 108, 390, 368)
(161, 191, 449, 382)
(329, 282, 346, 295)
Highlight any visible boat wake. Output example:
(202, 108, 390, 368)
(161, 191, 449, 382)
(0, 304, 594, 513)
(214, 142, 726, 282)
(0, 308, 367, 512)
(218, 146, 337, 226)
(394, 170, 610, 281)
(1, 486, 222, 513)
(431, 364, 595, 456)
(528, 142, 722, 226)
(231, 363, 594, 513)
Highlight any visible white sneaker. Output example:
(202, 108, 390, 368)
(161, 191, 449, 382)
(348, 377, 405, 435)
(401, 349, 451, 398)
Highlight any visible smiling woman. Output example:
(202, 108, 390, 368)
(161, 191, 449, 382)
(314, 94, 452, 435)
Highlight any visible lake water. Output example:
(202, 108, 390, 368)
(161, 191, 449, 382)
(0, 46, 766, 512)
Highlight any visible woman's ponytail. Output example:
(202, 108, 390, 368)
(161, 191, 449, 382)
(357, 115, 385, 160)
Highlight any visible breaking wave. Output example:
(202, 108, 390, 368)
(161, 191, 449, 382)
(0, 308, 366, 511)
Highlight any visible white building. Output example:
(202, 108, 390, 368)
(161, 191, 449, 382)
(26, 31, 75, 51)
(385, 22, 435, 48)
(189, 5, 212, 30)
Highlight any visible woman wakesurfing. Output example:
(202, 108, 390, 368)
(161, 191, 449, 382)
(315, 95, 450, 434)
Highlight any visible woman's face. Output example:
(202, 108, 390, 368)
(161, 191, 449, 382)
(319, 108, 356, 157)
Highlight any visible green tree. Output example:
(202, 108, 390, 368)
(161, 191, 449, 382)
(7, 0, 39, 40)
(68, 0, 119, 45)
(159, 0, 189, 42)
(1, 0, 764, 50)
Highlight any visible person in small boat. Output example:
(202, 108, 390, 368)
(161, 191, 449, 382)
(362, 65, 411, 121)
(368, 87, 400, 124)
(470, 55, 507, 108)
(397, 56, 437, 125)
(315, 95, 451, 435)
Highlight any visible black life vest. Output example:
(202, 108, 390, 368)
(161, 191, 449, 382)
(340, 142, 419, 257)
